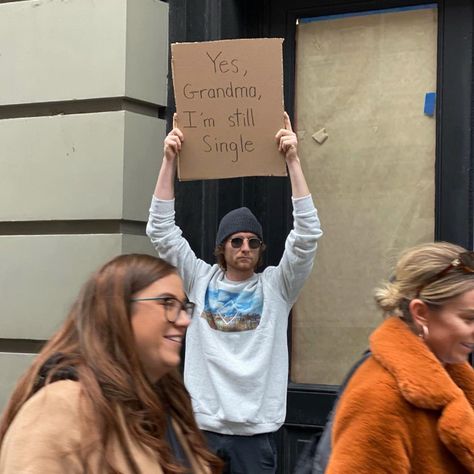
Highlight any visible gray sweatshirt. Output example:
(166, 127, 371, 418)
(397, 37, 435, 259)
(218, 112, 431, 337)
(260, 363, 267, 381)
(147, 194, 322, 435)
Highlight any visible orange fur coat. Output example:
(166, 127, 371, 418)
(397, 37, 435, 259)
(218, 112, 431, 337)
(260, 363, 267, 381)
(326, 317, 474, 474)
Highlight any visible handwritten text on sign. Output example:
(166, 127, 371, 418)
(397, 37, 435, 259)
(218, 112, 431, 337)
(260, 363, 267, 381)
(171, 38, 286, 181)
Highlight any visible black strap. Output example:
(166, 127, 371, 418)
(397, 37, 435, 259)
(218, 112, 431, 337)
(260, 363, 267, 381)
(337, 349, 371, 395)
(165, 418, 191, 469)
(33, 353, 78, 393)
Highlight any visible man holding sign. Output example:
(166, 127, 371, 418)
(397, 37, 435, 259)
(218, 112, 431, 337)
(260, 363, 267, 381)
(147, 113, 322, 473)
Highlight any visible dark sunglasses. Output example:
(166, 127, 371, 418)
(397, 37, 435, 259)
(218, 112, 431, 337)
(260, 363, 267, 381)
(229, 237, 262, 249)
(417, 251, 474, 296)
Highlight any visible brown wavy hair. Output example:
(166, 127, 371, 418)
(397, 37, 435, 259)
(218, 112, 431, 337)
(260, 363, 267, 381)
(0, 254, 222, 474)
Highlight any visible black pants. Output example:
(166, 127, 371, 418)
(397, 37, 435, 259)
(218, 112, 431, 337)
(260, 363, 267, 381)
(203, 430, 277, 474)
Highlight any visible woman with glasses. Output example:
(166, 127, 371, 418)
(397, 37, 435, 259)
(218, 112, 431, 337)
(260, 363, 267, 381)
(0, 254, 222, 474)
(326, 242, 474, 474)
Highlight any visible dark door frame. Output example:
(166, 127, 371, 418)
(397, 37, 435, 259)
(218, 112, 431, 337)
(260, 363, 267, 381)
(264, 2, 473, 471)
(167, 1, 473, 471)
(167, 0, 473, 271)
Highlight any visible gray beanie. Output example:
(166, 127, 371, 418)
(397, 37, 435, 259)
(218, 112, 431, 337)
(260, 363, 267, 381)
(216, 207, 263, 246)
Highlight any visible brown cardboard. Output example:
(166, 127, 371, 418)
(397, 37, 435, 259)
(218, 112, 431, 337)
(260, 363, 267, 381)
(171, 38, 287, 181)
(292, 7, 437, 385)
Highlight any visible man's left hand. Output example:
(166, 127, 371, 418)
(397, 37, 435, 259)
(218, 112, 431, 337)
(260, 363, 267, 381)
(275, 112, 298, 163)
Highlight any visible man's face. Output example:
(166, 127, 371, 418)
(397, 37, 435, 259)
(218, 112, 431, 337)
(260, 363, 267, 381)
(223, 232, 261, 278)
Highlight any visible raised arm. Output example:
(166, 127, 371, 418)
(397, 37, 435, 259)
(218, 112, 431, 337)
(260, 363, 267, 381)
(275, 112, 310, 198)
(268, 112, 322, 304)
(154, 113, 183, 200)
(147, 114, 212, 294)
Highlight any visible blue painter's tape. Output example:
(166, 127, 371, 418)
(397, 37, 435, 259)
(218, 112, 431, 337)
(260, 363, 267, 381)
(299, 4, 437, 24)
(424, 92, 436, 116)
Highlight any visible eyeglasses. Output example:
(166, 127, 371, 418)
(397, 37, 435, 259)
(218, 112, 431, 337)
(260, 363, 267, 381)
(417, 251, 474, 296)
(130, 296, 195, 323)
(229, 237, 262, 249)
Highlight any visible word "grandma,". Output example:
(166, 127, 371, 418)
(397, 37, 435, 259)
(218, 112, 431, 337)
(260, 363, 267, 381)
(183, 82, 261, 100)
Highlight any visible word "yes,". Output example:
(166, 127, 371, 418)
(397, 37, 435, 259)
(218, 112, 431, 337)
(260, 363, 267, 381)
(206, 51, 244, 75)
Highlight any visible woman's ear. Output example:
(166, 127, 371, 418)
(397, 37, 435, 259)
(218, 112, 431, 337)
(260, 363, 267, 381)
(408, 298, 431, 327)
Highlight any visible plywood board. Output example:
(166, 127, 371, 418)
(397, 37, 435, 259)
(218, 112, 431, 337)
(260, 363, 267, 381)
(292, 6, 437, 384)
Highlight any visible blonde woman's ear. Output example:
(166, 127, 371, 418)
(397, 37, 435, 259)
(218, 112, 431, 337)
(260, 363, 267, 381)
(408, 298, 431, 330)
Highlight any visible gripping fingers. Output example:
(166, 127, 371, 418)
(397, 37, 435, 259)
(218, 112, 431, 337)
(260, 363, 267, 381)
(165, 134, 181, 152)
(279, 134, 297, 152)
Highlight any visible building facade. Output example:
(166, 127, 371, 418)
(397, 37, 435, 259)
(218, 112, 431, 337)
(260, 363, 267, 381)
(0, 0, 169, 407)
(1, 1, 473, 472)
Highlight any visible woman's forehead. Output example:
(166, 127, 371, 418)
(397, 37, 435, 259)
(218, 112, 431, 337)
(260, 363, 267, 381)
(137, 273, 185, 298)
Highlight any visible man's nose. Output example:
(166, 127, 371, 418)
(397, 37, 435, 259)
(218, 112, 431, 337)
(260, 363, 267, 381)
(240, 239, 251, 251)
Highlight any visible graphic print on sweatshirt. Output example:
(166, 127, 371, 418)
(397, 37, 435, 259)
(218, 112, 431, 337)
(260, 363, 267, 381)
(201, 285, 263, 332)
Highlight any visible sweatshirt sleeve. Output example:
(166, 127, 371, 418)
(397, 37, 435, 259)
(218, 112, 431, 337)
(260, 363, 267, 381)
(146, 197, 212, 295)
(0, 381, 84, 474)
(265, 194, 323, 304)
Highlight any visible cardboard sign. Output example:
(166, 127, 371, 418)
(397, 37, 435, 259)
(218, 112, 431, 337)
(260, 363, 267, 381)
(171, 38, 287, 181)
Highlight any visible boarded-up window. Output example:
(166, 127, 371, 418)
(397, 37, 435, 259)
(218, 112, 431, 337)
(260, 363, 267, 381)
(292, 5, 437, 384)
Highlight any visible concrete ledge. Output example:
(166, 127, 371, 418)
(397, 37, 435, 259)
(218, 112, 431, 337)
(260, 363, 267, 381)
(0, 233, 155, 339)
(0, 0, 168, 106)
(0, 111, 164, 222)
(0, 353, 36, 411)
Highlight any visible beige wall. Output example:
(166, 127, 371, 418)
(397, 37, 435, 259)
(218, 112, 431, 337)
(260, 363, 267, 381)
(0, 0, 168, 409)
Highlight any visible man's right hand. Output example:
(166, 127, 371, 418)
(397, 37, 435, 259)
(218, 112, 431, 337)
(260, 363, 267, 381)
(163, 113, 184, 162)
